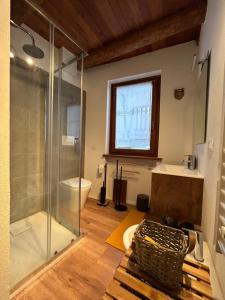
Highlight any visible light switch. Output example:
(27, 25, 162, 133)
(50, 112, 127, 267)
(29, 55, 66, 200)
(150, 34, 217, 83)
(208, 137, 214, 151)
(98, 164, 104, 175)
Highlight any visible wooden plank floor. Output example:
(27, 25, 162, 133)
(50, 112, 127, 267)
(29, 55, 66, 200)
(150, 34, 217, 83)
(12, 199, 129, 300)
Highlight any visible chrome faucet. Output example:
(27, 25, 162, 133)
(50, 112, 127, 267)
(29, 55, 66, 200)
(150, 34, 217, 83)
(183, 154, 196, 170)
(194, 230, 204, 262)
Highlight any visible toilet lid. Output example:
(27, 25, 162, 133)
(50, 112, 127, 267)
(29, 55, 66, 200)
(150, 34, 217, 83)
(61, 177, 91, 188)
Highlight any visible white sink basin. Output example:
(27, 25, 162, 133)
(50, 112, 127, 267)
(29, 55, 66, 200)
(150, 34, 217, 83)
(152, 164, 203, 179)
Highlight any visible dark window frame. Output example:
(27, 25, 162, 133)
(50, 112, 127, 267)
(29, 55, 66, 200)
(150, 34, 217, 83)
(109, 75, 161, 157)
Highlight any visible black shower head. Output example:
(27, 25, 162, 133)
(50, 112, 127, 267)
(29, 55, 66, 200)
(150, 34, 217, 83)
(23, 44, 44, 59)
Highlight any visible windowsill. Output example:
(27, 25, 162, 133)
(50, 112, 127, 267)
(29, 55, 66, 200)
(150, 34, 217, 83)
(103, 154, 162, 161)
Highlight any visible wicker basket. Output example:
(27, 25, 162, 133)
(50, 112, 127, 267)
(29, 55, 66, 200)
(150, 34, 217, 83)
(131, 219, 196, 292)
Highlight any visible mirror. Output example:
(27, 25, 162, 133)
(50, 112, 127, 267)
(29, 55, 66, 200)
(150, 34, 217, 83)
(194, 52, 211, 144)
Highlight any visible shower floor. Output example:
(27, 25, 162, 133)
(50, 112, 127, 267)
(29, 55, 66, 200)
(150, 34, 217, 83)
(10, 211, 77, 288)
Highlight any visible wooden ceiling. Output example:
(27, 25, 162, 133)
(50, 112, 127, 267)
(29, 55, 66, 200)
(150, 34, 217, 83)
(11, 0, 207, 69)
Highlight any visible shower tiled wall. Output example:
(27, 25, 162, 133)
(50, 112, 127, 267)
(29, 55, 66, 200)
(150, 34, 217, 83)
(10, 60, 46, 223)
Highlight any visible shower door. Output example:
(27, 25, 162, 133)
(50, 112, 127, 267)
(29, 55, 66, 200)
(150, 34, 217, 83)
(10, 0, 84, 288)
(48, 27, 84, 257)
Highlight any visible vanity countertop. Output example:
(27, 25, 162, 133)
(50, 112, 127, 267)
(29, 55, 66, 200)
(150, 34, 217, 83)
(152, 164, 204, 179)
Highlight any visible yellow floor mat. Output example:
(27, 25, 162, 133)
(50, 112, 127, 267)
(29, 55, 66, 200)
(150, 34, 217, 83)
(106, 210, 145, 252)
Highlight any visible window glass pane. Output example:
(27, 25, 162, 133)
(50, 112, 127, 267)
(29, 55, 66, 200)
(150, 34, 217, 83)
(115, 81, 152, 150)
(67, 104, 80, 138)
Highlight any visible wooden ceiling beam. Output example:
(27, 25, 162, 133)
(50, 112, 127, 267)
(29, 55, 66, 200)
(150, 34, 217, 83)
(11, 0, 45, 25)
(83, 1, 206, 69)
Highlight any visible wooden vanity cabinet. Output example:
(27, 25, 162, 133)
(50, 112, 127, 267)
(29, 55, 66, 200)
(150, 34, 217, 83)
(150, 173, 204, 225)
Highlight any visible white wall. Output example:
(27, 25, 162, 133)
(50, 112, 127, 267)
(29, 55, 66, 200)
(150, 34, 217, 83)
(84, 42, 198, 204)
(0, 0, 10, 298)
(195, 0, 225, 297)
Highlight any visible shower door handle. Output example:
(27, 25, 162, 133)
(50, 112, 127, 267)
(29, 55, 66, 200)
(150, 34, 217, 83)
(74, 137, 80, 152)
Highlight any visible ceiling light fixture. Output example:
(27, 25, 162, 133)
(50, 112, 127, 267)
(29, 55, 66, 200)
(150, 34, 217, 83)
(10, 46, 16, 58)
(26, 57, 34, 65)
(10, 51, 15, 58)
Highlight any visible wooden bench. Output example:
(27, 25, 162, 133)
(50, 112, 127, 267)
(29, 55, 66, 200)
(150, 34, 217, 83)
(103, 249, 214, 300)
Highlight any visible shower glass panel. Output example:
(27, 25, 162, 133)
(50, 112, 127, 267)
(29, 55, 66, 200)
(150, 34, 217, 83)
(49, 28, 83, 256)
(10, 3, 50, 287)
(10, 0, 84, 289)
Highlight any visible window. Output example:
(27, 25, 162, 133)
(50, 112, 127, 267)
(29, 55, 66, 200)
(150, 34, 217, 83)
(109, 76, 161, 157)
(67, 104, 80, 138)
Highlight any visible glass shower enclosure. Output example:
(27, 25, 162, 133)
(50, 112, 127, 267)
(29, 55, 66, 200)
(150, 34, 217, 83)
(10, 0, 85, 288)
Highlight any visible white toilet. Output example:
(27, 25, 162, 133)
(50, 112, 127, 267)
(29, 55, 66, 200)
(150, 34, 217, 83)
(59, 177, 92, 211)
(123, 224, 139, 250)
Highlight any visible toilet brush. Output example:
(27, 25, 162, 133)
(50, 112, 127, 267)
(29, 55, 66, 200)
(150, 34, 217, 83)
(97, 163, 109, 206)
(115, 166, 127, 211)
